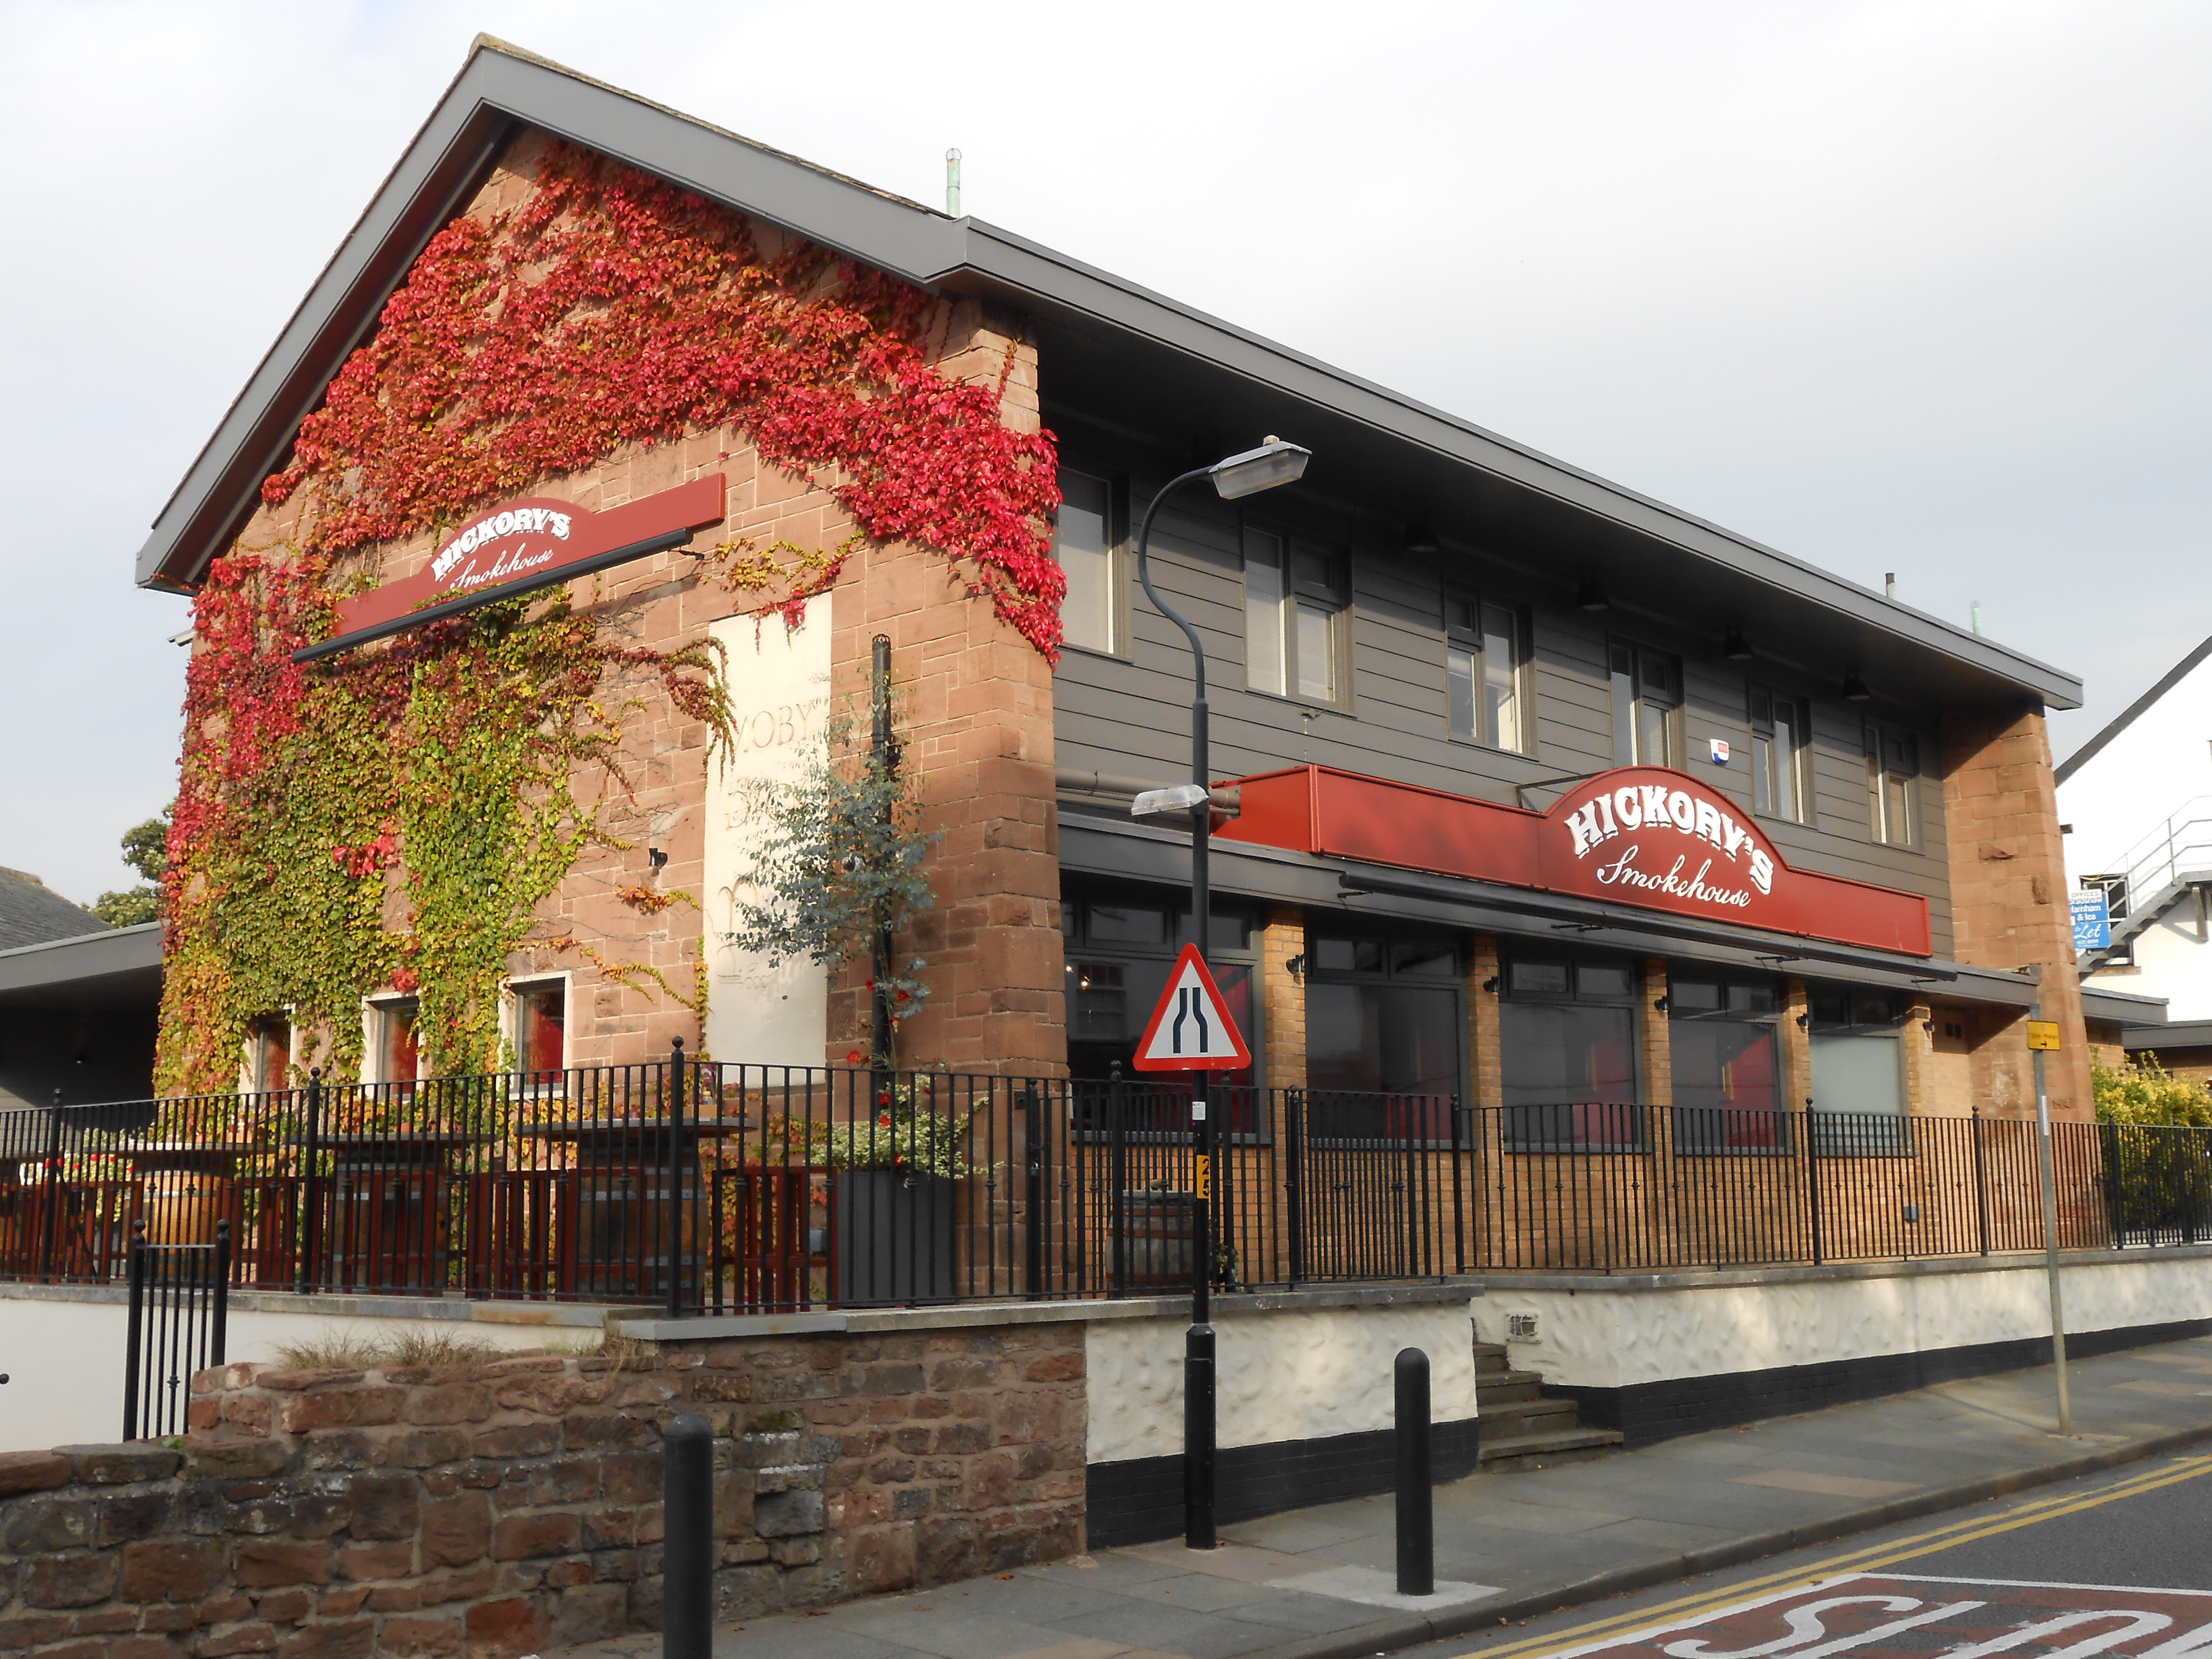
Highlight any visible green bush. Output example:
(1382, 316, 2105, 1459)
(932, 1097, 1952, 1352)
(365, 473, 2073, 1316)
(2094, 1057, 2212, 1127)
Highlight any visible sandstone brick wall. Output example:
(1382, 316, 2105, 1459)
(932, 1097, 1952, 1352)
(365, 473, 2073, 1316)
(1940, 705, 2094, 1120)
(0, 1327, 1084, 1657)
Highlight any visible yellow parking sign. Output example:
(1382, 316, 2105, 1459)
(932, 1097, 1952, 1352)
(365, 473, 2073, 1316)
(1193, 1154, 1212, 1200)
(2027, 1020, 2062, 1051)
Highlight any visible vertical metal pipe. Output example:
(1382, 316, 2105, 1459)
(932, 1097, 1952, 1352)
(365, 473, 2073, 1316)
(1395, 1347, 1433, 1596)
(1109, 1068, 1128, 1298)
(871, 635, 895, 1067)
(668, 1037, 687, 1321)
(1285, 1089, 1306, 1286)
(662, 1411, 715, 1658)
(1972, 1104, 1991, 1256)
(40, 1089, 63, 1283)
(1023, 1084, 1045, 1299)
(299, 1069, 323, 1294)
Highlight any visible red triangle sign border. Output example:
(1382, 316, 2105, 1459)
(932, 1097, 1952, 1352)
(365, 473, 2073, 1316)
(1128, 943, 1253, 1072)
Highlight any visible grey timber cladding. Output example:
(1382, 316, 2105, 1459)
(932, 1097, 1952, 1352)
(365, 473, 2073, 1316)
(1051, 451, 1955, 959)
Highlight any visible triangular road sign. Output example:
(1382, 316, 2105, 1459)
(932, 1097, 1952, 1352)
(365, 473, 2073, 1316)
(1130, 944, 1252, 1072)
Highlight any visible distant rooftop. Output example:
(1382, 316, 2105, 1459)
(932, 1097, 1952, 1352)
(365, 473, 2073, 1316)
(0, 867, 108, 952)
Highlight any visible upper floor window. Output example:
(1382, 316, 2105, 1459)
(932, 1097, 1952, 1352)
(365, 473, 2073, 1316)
(1053, 467, 1119, 655)
(1750, 687, 1809, 823)
(1867, 723, 1919, 847)
(1245, 529, 1346, 704)
(1446, 596, 1527, 753)
(1609, 641, 1680, 767)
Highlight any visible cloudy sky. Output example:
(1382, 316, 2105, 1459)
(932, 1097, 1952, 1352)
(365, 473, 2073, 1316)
(2, 0, 2205, 906)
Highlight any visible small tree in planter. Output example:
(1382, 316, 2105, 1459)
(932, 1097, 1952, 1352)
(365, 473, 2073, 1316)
(722, 690, 937, 1069)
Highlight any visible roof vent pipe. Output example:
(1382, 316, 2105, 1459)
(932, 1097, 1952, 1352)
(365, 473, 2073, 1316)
(946, 148, 962, 216)
(1885, 572, 1896, 599)
(1971, 600, 1984, 636)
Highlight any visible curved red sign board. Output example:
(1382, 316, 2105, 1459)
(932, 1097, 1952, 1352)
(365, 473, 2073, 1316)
(1215, 764, 1932, 957)
(314, 475, 728, 654)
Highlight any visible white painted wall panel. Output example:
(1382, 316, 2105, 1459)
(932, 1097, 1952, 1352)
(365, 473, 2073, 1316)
(1084, 1301, 1478, 1466)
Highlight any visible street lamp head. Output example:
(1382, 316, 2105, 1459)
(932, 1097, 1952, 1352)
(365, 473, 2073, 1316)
(1208, 437, 1311, 501)
(1132, 782, 1210, 820)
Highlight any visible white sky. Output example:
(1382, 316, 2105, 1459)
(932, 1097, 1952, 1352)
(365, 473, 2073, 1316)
(2, 0, 2206, 905)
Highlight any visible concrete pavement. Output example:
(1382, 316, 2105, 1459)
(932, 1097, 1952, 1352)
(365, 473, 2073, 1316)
(556, 1330, 2212, 1659)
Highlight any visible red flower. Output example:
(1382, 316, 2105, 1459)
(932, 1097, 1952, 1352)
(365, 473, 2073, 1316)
(845, 1049, 865, 1065)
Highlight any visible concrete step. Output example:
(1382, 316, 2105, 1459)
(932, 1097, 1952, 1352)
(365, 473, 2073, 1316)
(1478, 1380, 1548, 1407)
(1473, 1342, 1513, 1373)
(1476, 1426, 1626, 1472)
(1478, 1395, 1581, 1432)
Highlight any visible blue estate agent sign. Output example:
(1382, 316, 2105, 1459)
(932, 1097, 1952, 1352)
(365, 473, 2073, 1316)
(2072, 889, 2112, 952)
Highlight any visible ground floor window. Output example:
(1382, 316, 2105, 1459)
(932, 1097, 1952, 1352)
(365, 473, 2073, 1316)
(247, 1015, 291, 1094)
(1304, 929, 1460, 1140)
(1500, 954, 1643, 1150)
(1809, 987, 1907, 1152)
(1669, 972, 1786, 1152)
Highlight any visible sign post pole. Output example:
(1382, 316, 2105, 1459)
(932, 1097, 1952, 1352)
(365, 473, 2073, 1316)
(1126, 942, 1249, 1553)
(2028, 1006, 2071, 1436)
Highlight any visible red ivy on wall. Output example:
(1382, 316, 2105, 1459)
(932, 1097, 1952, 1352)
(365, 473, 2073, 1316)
(264, 143, 1067, 654)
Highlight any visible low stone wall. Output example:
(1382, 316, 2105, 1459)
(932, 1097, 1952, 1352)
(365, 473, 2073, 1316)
(0, 1323, 1085, 1656)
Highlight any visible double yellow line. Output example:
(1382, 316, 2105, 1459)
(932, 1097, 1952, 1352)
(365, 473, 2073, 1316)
(1456, 1453, 2212, 1659)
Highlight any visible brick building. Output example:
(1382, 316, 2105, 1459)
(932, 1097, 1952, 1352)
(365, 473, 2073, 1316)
(136, 36, 2094, 1130)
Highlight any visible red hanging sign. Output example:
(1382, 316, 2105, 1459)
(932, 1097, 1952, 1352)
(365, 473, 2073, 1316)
(295, 475, 726, 662)
(1217, 763, 1932, 957)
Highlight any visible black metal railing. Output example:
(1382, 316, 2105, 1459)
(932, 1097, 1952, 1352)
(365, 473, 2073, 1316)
(6, 1062, 2212, 1312)
(122, 1217, 230, 1440)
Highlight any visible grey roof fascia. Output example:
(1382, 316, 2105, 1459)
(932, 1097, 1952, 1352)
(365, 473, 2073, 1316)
(132, 39, 2083, 715)
(0, 924, 162, 994)
(2079, 984, 2168, 1027)
(2054, 632, 2212, 786)
(2126, 1020, 2212, 1052)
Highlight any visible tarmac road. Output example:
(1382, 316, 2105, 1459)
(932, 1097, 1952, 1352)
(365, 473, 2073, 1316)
(1416, 1453, 2212, 1659)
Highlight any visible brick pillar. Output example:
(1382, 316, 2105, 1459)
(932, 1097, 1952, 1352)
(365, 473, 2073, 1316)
(1260, 907, 1305, 1285)
(1640, 956, 1676, 1267)
(830, 301, 1063, 1076)
(1902, 999, 1933, 1116)
(1260, 908, 1307, 1093)
(1467, 935, 1502, 1269)
(1782, 978, 1814, 1110)
(1940, 705, 2092, 1120)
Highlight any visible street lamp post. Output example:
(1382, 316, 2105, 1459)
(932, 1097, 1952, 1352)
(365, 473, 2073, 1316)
(1130, 436, 1311, 1551)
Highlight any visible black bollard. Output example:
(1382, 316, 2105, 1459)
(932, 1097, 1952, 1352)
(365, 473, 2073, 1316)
(1395, 1347, 1433, 1597)
(663, 1412, 714, 1658)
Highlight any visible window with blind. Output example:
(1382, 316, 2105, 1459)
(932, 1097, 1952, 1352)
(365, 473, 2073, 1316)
(1446, 595, 1527, 752)
(1245, 529, 1347, 704)
(1751, 687, 1809, 823)
(1609, 641, 1681, 767)
(1052, 466, 1119, 655)
(1866, 722, 1920, 847)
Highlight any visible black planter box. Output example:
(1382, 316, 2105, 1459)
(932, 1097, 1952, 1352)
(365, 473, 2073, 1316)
(834, 1169, 956, 1303)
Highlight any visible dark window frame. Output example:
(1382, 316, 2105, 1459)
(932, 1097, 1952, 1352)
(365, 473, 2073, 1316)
(1865, 721, 1922, 848)
(1609, 639, 1682, 768)
(1050, 462, 1130, 660)
(1445, 592, 1530, 754)
(1498, 951, 1650, 1153)
(1666, 969, 1791, 1156)
(1749, 685, 1811, 826)
(1807, 986, 1914, 1156)
(1302, 928, 1466, 1147)
(1243, 522, 1351, 710)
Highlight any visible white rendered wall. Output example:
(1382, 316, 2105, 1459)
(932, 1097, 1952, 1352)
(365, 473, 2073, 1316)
(1479, 1254, 2212, 1392)
(2088, 912, 2212, 1025)
(0, 1292, 597, 1453)
(1084, 1301, 1477, 1466)
(2058, 650, 2212, 897)
(703, 613, 830, 1069)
